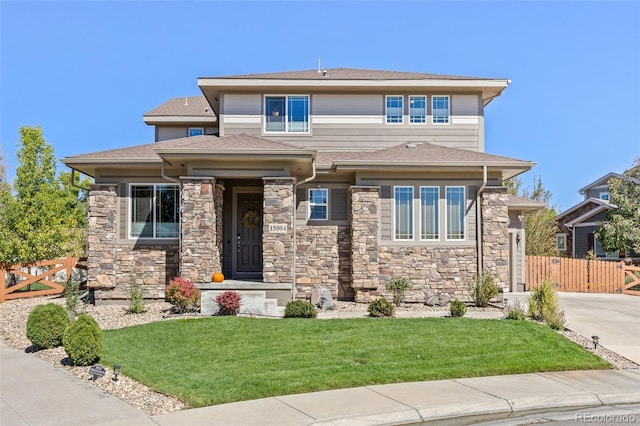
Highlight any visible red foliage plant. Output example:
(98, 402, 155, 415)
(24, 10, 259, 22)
(215, 291, 241, 315)
(166, 277, 200, 313)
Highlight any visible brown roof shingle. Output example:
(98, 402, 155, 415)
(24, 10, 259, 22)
(144, 96, 215, 117)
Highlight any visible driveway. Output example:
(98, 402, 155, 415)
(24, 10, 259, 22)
(509, 292, 640, 365)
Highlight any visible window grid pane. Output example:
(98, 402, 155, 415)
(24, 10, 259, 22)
(288, 96, 309, 133)
(386, 96, 403, 124)
(432, 96, 449, 124)
(420, 187, 439, 240)
(156, 185, 179, 238)
(265, 96, 286, 132)
(394, 187, 413, 240)
(188, 128, 203, 137)
(446, 187, 465, 240)
(308, 188, 328, 220)
(409, 96, 426, 124)
(265, 95, 309, 133)
(131, 184, 179, 239)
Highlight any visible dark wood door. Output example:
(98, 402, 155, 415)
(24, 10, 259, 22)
(236, 193, 262, 274)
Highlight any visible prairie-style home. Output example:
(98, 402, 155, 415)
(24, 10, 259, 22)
(62, 68, 541, 311)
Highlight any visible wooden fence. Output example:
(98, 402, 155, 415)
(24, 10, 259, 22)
(525, 255, 639, 295)
(0, 255, 87, 303)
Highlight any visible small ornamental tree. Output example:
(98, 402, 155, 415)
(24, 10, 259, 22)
(215, 291, 241, 315)
(166, 277, 200, 313)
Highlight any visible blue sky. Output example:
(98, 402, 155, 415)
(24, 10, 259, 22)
(1, 1, 638, 212)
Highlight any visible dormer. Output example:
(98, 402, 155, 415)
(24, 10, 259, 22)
(144, 96, 218, 142)
(578, 172, 623, 201)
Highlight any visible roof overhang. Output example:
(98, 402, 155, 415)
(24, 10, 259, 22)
(61, 158, 162, 178)
(564, 204, 611, 228)
(556, 197, 612, 220)
(143, 116, 218, 125)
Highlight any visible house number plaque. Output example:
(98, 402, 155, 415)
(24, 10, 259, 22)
(268, 224, 287, 233)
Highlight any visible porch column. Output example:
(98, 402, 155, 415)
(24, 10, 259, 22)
(350, 186, 380, 302)
(86, 184, 117, 290)
(263, 177, 295, 284)
(215, 182, 225, 269)
(180, 177, 221, 283)
(481, 187, 509, 288)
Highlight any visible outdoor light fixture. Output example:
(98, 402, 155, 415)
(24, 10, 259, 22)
(516, 233, 521, 246)
(113, 364, 121, 381)
(503, 298, 509, 307)
(592, 336, 600, 349)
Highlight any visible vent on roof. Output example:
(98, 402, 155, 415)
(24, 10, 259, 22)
(406, 143, 418, 149)
(184, 97, 189, 106)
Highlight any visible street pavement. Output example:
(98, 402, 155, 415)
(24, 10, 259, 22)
(2, 292, 640, 425)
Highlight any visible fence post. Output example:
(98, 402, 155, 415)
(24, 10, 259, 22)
(66, 253, 72, 283)
(0, 266, 5, 303)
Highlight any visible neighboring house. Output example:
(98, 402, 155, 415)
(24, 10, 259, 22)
(556, 172, 637, 259)
(62, 67, 538, 308)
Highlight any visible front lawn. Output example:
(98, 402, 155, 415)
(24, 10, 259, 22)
(101, 317, 610, 408)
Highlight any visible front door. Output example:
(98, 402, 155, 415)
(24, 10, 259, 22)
(235, 192, 263, 278)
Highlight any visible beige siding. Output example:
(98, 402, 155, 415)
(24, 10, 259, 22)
(295, 184, 349, 225)
(157, 127, 188, 141)
(221, 92, 483, 151)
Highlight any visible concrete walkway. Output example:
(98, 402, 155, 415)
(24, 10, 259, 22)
(2, 340, 640, 426)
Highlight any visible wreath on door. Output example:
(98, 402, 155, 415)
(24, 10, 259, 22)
(242, 209, 261, 230)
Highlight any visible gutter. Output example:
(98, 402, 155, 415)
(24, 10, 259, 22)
(291, 159, 317, 300)
(161, 160, 180, 184)
(69, 169, 91, 191)
(477, 166, 488, 276)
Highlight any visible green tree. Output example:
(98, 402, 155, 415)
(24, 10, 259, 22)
(0, 126, 86, 266)
(505, 175, 558, 256)
(595, 158, 640, 254)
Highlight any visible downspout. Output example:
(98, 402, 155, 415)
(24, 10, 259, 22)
(161, 160, 180, 184)
(69, 169, 91, 191)
(476, 165, 488, 276)
(292, 158, 317, 300)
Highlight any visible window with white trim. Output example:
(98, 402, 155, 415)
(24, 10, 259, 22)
(420, 186, 439, 240)
(432, 95, 450, 124)
(188, 127, 204, 137)
(130, 184, 179, 239)
(265, 95, 309, 133)
(308, 188, 328, 220)
(445, 186, 465, 240)
(600, 192, 610, 201)
(556, 233, 567, 251)
(386, 95, 403, 124)
(594, 236, 618, 259)
(409, 95, 426, 124)
(394, 186, 413, 240)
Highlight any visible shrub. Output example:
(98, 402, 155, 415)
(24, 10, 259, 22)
(64, 279, 83, 315)
(215, 291, 241, 316)
(284, 300, 317, 318)
(166, 277, 200, 313)
(387, 277, 412, 306)
(63, 314, 103, 366)
(26, 303, 70, 349)
(367, 297, 395, 317)
(504, 303, 527, 321)
(528, 278, 566, 330)
(450, 300, 466, 317)
(127, 278, 145, 314)
(466, 271, 499, 307)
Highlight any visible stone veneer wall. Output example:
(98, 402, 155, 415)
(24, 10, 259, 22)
(263, 178, 295, 283)
(377, 247, 477, 302)
(295, 225, 351, 300)
(180, 178, 221, 282)
(87, 184, 117, 290)
(481, 187, 509, 288)
(350, 186, 379, 302)
(214, 183, 225, 269)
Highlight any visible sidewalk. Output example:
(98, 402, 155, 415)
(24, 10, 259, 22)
(2, 340, 639, 426)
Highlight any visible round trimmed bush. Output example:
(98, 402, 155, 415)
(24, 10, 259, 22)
(450, 300, 467, 317)
(284, 300, 317, 318)
(63, 314, 103, 366)
(367, 298, 395, 317)
(26, 303, 70, 349)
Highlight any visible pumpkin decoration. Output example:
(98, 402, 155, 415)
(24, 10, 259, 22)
(212, 272, 224, 283)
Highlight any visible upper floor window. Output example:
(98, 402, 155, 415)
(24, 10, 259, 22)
(130, 184, 179, 239)
(308, 188, 328, 220)
(445, 186, 465, 240)
(556, 233, 567, 252)
(420, 186, 439, 240)
(188, 127, 204, 137)
(394, 186, 413, 240)
(265, 95, 309, 133)
(409, 96, 426, 124)
(432, 95, 450, 124)
(386, 95, 403, 124)
(600, 192, 610, 201)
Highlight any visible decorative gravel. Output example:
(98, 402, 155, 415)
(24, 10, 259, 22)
(0, 295, 637, 416)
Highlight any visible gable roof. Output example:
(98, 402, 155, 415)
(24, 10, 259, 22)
(578, 172, 623, 195)
(556, 197, 612, 221)
(143, 96, 217, 124)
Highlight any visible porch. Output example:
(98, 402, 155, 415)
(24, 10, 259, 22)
(197, 280, 293, 317)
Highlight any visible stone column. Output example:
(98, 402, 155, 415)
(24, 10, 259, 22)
(180, 177, 221, 283)
(263, 177, 295, 284)
(350, 186, 380, 302)
(481, 187, 509, 288)
(215, 182, 225, 269)
(87, 184, 117, 290)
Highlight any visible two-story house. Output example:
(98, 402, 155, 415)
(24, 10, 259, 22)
(62, 68, 539, 310)
(556, 172, 638, 260)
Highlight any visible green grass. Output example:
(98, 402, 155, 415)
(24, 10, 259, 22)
(101, 317, 611, 408)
